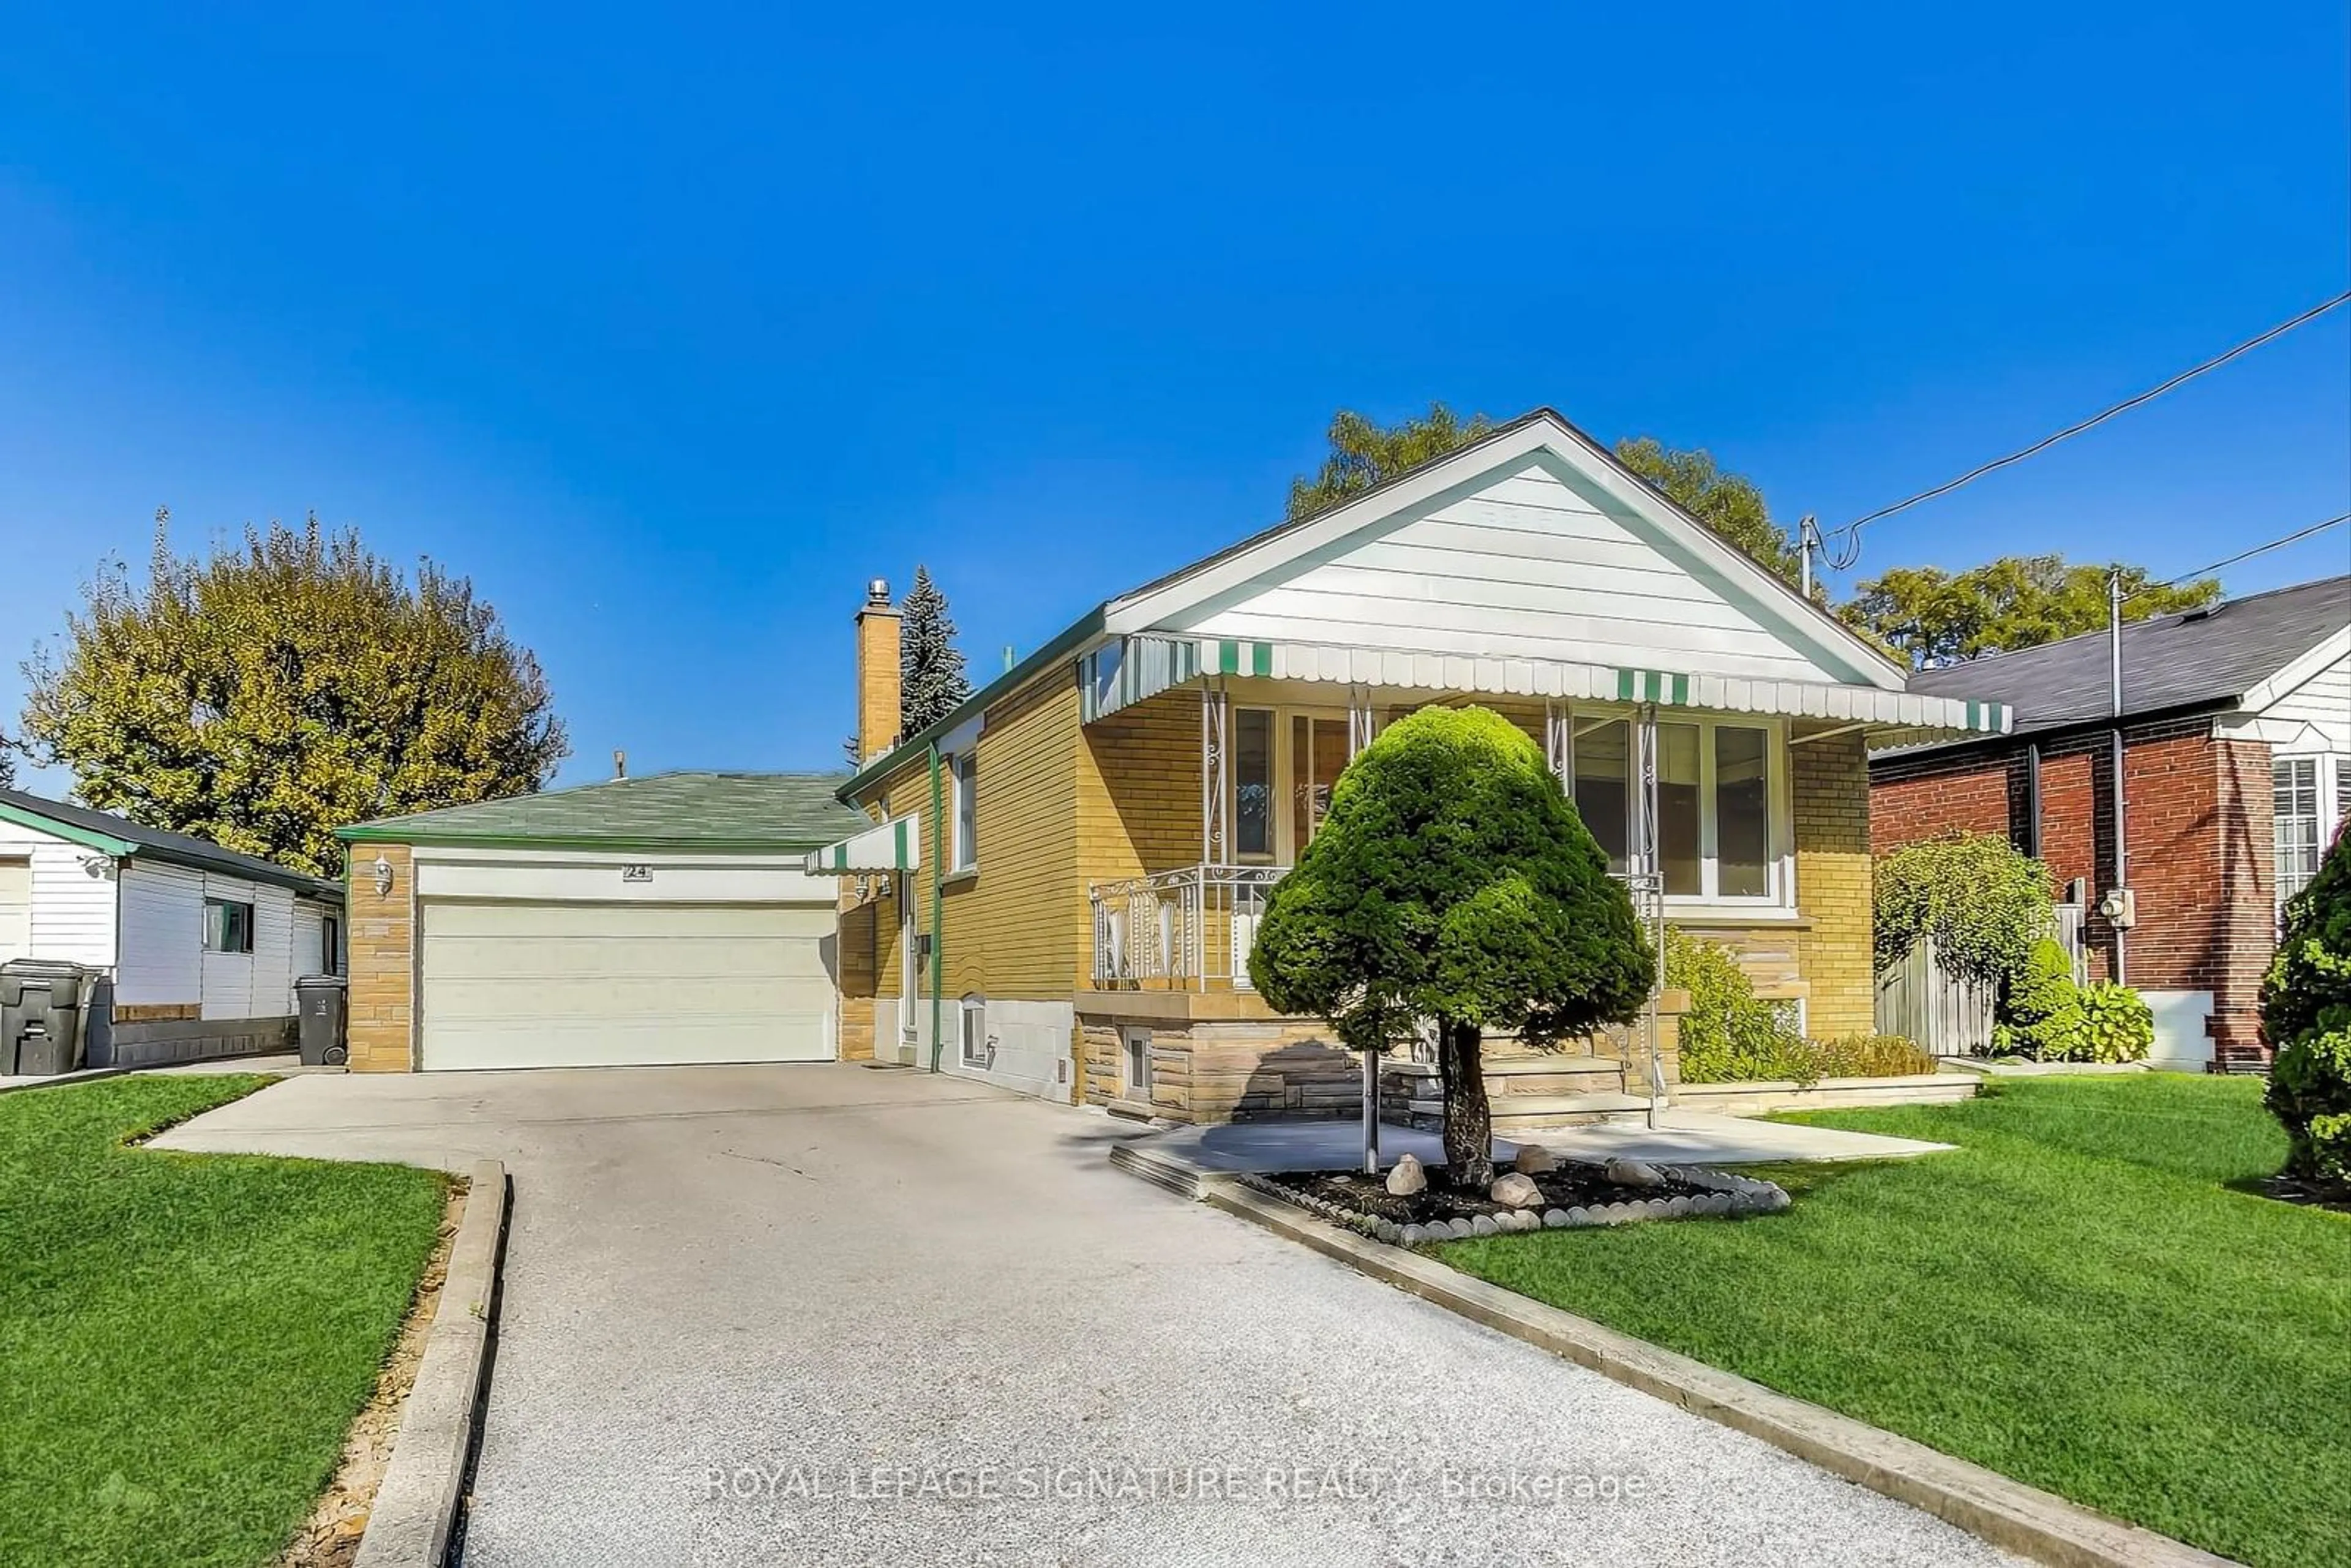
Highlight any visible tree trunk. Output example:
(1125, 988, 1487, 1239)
(1437, 1018, 1493, 1189)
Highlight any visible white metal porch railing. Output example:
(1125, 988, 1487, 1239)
(1089, 865, 1291, 989)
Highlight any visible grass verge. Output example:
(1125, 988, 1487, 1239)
(0, 1075, 447, 1568)
(1438, 1075, 2351, 1568)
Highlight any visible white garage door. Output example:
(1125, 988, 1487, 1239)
(419, 899, 836, 1070)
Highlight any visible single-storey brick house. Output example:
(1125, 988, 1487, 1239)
(817, 410, 2014, 1123)
(1870, 574, 2350, 1071)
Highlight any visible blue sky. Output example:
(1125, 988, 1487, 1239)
(2, 2, 2345, 790)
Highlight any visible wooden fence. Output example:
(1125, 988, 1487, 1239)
(1876, 905, 2087, 1058)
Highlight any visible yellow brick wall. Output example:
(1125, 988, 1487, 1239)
(1792, 727, 1875, 1036)
(1078, 688, 1203, 883)
(845, 668, 1087, 1013)
(972, 676, 1082, 995)
(345, 842, 414, 1072)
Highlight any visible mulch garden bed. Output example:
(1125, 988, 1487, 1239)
(1262, 1161, 1720, 1228)
(2256, 1173, 2351, 1215)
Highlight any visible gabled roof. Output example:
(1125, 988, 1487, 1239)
(338, 771, 869, 850)
(842, 407, 1911, 800)
(1100, 408, 1906, 688)
(1902, 574, 2350, 745)
(0, 789, 343, 899)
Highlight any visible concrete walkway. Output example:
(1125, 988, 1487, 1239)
(154, 1064, 2009, 1568)
(1139, 1107, 1952, 1176)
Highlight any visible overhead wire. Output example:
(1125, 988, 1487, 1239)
(1818, 291, 2351, 572)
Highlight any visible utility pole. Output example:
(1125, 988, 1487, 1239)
(1798, 516, 1821, 599)
(2107, 568, 2129, 985)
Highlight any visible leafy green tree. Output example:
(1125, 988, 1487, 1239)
(898, 565, 972, 737)
(1249, 706, 1654, 1186)
(1286, 403, 1498, 520)
(1837, 555, 2220, 669)
(20, 511, 566, 875)
(1612, 436, 1802, 587)
(2263, 823, 2351, 1181)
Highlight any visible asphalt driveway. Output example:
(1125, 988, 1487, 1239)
(157, 1064, 2015, 1567)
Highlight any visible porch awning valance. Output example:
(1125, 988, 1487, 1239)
(803, 813, 920, 875)
(1079, 634, 2013, 745)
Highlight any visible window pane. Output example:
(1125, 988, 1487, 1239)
(2275, 757, 2317, 816)
(1291, 716, 1310, 853)
(954, 754, 977, 869)
(1657, 723, 1701, 896)
(1715, 726, 1771, 898)
(1572, 719, 1629, 874)
(1233, 709, 1272, 858)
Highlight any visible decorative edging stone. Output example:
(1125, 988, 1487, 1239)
(1229, 1163, 1790, 1248)
(352, 1159, 509, 1568)
(1204, 1182, 2244, 1568)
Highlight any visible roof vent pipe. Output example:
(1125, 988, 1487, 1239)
(613, 749, 627, 781)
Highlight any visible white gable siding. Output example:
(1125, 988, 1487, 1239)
(0, 825, 118, 969)
(2260, 650, 2350, 752)
(1166, 461, 1840, 683)
(117, 863, 204, 1005)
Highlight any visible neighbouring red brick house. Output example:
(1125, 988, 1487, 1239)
(1870, 575, 2349, 1071)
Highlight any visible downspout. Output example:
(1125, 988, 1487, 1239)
(927, 740, 946, 1073)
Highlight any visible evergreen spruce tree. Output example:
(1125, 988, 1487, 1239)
(898, 566, 972, 737)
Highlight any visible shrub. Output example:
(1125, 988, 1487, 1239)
(1804, 1033, 1938, 1078)
(2076, 983, 2154, 1063)
(1875, 831, 2055, 990)
(2263, 823, 2351, 1181)
(1667, 929, 1810, 1084)
(2003, 937, 2086, 1059)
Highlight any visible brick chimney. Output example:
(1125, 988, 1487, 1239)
(855, 578, 902, 763)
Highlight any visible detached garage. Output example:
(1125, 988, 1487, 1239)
(337, 772, 868, 1073)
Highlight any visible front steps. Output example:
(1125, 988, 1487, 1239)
(1391, 1053, 1663, 1132)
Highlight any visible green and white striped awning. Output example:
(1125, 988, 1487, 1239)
(803, 813, 920, 875)
(1080, 634, 2013, 741)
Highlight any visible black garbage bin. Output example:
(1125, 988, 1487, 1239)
(2, 959, 88, 1076)
(296, 975, 349, 1067)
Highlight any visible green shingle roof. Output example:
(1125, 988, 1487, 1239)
(336, 771, 869, 850)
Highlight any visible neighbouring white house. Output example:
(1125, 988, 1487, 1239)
(0, 788, 345, 1068)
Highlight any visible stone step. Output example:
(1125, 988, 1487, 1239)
(1406, 1090, 1655, 1130)
(1475, 1054, 1626, 1077)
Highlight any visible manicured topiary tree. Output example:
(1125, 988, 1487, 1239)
(1249, 706, 1655, 1187)
(2264, 824, 2351, 1182)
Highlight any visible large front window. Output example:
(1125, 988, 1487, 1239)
(1226, 702, 1785, 904)
(1570, 713, 1783, 902)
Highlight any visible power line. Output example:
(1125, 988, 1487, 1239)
(1820, 290, 2351, 571)
(2124, 511, 2351, 602)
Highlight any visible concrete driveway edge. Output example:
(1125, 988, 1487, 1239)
(1202, 1181, 2244, 1568)
(354, 1158, 510, 1568)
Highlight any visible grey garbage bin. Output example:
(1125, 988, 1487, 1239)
(296, 975, 349, 1067)
(2, 959, 88, 1076)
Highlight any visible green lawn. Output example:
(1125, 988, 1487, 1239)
(1439, 1076, 2351, 1568)
(0, 1075, 447, 1568)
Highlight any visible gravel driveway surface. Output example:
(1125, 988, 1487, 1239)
(156, 1063, 2019, 1567)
